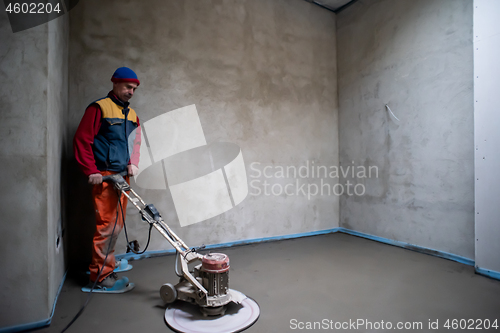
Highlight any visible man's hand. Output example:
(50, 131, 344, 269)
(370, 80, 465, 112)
(88, 173, 103, 185)
(128, 164, 139, 176)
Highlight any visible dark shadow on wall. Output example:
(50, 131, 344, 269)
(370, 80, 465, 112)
(61, 129, 95, 280)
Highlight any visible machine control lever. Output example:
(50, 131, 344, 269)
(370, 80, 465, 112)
(102, 171, 130, 191)
(144, 204, 161, 222)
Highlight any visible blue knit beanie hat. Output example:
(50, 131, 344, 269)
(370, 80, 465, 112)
(111, 67, 140, 86)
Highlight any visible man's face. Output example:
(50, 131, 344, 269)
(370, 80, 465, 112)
(113, 81, 138, 102)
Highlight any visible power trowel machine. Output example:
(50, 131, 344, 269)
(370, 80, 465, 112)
(102, 173, 260, 332)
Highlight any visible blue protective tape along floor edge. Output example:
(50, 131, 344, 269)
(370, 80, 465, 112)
(0, 270, 67, 333)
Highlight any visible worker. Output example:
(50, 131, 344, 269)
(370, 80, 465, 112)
(73, 67, 141, 293)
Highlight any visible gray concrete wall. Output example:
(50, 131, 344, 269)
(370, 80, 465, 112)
(0, 19, 50, 328)
(0, 13, 68, 329)
(68, 0, 339, 257)
(337, 0, 474, 258)
(47, 15, 69, 317)
(474, 0, 500, 274)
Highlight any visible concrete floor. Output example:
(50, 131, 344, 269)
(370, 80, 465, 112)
(40, 233, 500, 332)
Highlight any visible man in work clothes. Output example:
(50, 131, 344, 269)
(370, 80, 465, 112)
(73, 67, 141, 292)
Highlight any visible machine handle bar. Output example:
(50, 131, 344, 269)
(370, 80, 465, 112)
(102, 170, 128, 182)
(98, 169, 209, 299)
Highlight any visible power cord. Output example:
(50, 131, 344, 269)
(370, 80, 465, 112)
(119, 194, 153, 255)
(60, 192, 121, 333)
(61, 174, 154, 332)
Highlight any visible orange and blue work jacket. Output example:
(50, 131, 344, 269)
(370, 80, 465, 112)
(74, 91, 141, 176)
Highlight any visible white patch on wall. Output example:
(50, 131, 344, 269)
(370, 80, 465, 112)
(132, 105, 248, 226)
(474, 0, 500, 274)
(170, 169, 233, 227)
(143, 105, 207, 161)
(224, 150, 248, 206)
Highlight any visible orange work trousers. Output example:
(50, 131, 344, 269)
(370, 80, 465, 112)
(89, 171, 129, 282)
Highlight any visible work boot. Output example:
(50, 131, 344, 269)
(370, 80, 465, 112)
(82, 272, 135, 293)
(96, 272, 119, 288)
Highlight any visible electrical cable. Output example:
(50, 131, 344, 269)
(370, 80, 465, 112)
(60, 191, 121, 333)
(175, 251, 183, 277)
(61, 173, 157, 332)
(159, 223, 175, 240)
(119, 196, 153, 255)
(183, 248, 195, 260)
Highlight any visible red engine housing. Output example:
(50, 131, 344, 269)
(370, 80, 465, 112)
(201, 253, 230, 273)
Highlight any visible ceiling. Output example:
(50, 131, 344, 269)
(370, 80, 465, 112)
(307, 0, 357, 12)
